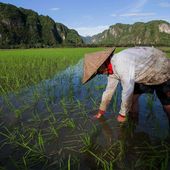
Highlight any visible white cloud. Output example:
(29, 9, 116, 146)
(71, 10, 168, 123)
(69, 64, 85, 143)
(49, 8, 60, 11)
(131, 0, 148, 12)
(114, 0, 148, 14)
(159, 2, 170, 8)
(75, 25, 109, 36)
(120, 12, 156, 17)
(111, 14, 117, 17)
(110, 0, 150, 18)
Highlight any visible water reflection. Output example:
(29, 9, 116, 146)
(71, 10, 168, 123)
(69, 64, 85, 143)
(0, 60, 170, 169)
(0, 59, 169, 139)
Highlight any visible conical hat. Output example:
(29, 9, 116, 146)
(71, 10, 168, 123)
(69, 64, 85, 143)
(82, 47, 116, 84)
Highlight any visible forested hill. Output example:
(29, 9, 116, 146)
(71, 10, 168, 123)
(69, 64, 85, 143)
(88, 20, 170, 46)
(0, 2, 84, 48)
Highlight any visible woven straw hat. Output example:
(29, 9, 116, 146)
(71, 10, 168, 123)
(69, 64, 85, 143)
(82, 47, 116, 84)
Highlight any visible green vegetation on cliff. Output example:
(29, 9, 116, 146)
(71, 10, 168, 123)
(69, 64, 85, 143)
(90, 20, 170, 46)
(0, 2, 84, 48)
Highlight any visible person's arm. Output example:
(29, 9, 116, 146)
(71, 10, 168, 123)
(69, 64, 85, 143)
(119, 78, 135, 117)
(113, 53, 135, 118)
(99, 75, 119, 112)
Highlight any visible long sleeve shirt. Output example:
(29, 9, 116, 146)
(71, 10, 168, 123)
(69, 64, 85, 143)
(99, 47, 170, 116)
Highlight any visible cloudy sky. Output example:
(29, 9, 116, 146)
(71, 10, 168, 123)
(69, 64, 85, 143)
(1, 0, 170, 36)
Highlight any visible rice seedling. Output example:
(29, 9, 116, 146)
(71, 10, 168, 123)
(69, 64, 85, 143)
(113, 90, 118, 113)
(80, 133, 92, 152)
(146, 94, 155, 113)
(132, 140, 170, 170)
(0, 47, 170, 169)
(0, 48, 104, 93)
(68, 154, 71, 170)
(87, 149, 107, 167)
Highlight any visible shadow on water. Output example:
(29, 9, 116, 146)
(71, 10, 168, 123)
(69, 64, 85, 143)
(0, 60, 170, 169)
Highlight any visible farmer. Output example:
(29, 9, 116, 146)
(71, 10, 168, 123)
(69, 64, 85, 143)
(82, 47, 170, 123)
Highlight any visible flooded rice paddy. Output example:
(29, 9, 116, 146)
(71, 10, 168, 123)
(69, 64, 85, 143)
(0, 48, 170, 170)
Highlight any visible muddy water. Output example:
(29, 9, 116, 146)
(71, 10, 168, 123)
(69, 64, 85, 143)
(1, 60, 169, 137)
(0, 60, 170, 169)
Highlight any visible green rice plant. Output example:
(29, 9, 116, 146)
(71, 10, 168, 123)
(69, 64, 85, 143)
(14, 104, 31, 119)
(87, 149, 116, 170)
(60, 98, 69, 116)
(45, 99, 56, 120)
(117, 140, 126, 162)
(75, 101, 89, 120)
(68, 154, 71, 170)
(0, 48, 104, 93)
(158, 47, 170, 55)
(0, 47, 170, 169)
(22, 155, 27, 170)
(146, 93, 154, 109)
(90, 97, 98, 109)
(102, 160, 115, 170)
(80, 133, 92, 152)
(49, 109, 57, 123)
(0, 125, 49, 169)
(50, 125, 59, 138)
(160, 144, 169, 170)
(0, 90, 16, 112)
(132, 140, 170, 170)
(146, 93, 156, 120)
(59, 118, 76, 129)
(88, 149, 106, 165)
(32, 111, 41, 122)
(47, 117, 59, 138)
(37, 130, 45, 152)
(65, 118, 76, 129)
(0, 126, 17, 145)
(106, 161, 114, 170)
(91, 122, 98, 135)
(14, 109, 22, 118)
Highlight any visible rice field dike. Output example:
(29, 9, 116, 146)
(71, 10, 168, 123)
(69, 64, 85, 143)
(0, 47, 170, 170)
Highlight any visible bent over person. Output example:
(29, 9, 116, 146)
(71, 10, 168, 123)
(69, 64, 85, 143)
(82, 47, 170, 124)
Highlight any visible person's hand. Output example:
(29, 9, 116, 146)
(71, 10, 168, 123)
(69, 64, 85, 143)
(93, 109, 105, 119)
(117, 114, 126, 123)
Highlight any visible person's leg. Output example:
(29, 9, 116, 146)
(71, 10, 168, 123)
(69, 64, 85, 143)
(117, 83, 143, 123)
(155, 80, 170, 125)
(128, 83, 145, 121)
(129, 94, 140, 118)
(163, 105, 170, 124)
(117, 94, 140, 123)
(163, 91, 170, 123)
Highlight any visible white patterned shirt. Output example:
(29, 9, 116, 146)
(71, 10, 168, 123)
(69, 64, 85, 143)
(99, 47, 170, 116)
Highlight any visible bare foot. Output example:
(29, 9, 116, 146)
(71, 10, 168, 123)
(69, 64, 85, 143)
(117, 114, 126, 123)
